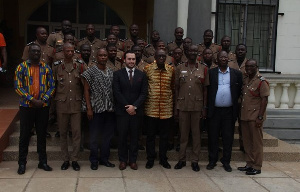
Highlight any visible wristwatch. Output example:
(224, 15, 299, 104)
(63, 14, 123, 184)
(257, 116, 263, 120)
(134, 106, 137, 110)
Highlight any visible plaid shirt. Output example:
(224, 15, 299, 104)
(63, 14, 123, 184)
(14, 60, 55, 107)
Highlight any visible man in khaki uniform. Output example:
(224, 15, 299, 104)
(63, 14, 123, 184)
(145, 40, 173, 64)
(144, 30, 160, 58)
(172, 47, 184, 68)
(54, 34, 80, 62)
(106, 44, 123, 72)
(131, 45, 147, 72)
(110, 25, 125, 51)
(202, 48, 218, 69)
(77, 24, 104, 61)
(167, 27, 184, 56)
(22, 27, 54, 66)
(181, 37, 192, 63)
(47, 20, 77, 52)
(53, 43, 86, 171)
(124, 24, 139, 52)
(135, 38, 149, 63)
(198, 29, 221, 61)
(104, 34, 124, 62)
(238, 59, 269, 175)
(80, 44, 97, 68)
(215, 36, 236, 61)
(174, 45, 209, 172)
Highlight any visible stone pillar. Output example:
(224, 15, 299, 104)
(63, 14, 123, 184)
(153, 0, 178, 43)
(187, 0, 212, 43)
(293, 83, 300, 109)
(267, 83, 277, 109)
(279, 83, 290, 109)
(177, 0, 189, 38)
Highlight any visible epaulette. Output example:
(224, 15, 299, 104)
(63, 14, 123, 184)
(75, 59, 84, 64)
(201, 62, 208, 67)
(123, 38, 128, 41)
(51, 32, 56, 34)
(26, 41, 34, 46)
(198, 43, 203, 46)
(119, 39, 125, 42)
(167, 41, 174, 45)
(92, 60, 98, 64)
(214, 43, 219, 45)
(47, 44, 53, 48)
(145, 44, 151, 48)
(259, 76, 266, 81)
(53, 60, 62, 66)
(75, 50, 80, 54)
(102, 38, 107, 41)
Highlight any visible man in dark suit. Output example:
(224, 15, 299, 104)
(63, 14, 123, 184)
(206, 50, 243, 172)
(113, 50, 148, 170)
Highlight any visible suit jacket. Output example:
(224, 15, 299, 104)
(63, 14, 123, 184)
(113, 68, 148, 116)
(207, 67, 243, 121)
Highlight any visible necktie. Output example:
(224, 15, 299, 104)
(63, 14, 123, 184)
(129, 69, 133, 85)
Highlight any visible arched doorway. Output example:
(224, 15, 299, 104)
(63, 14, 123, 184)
(26, 0, 127, 43)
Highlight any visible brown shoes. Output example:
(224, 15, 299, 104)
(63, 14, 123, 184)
(119, 162, 127, 170)
(129, 163, 138, 170)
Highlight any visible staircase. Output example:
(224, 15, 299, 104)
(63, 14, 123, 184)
(2, 118, 300, 162)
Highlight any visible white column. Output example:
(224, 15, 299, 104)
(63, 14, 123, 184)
(177, 0, 189, 38)
(267, 83, 277, 109)
(279, 83, 290, 109)
(293, 83, 300, 109)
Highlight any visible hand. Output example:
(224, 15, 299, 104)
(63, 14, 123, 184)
(87, 108, 93, 120)
(255, 118, 263, 128)
(31, 98, 44, 108)
(125, 105, 136, 115)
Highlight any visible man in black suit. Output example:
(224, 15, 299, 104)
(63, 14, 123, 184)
(113, 50, 148, 170)
(206, 50, 243, 172)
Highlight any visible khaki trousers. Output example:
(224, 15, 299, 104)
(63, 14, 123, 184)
(178, 111, 201, 163)
(241, 120, 263, 170)
(57, 112, 81, 161)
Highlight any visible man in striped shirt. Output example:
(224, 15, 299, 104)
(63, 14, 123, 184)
(14, 43, 55, 175)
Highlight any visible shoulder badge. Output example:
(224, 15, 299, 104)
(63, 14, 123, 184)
(145, 44, 151, 48)
(51, 32, 56, 34)
(75, 59, 84, 64)
(26, 41, 34, 46)
(102, 38, 107, 41)
(75, 50, 80, 54)
(53, 60, 62, 66)
(119, 38, 125, 42)
(259, 76, 266, 81)
(167, 41, 173, 45)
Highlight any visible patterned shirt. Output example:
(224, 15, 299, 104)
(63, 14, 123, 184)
(14, 60, 55, 107)
(144, 62, 175, 119)
(81, 65, 114, 113)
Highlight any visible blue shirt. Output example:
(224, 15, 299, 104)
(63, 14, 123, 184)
(215, 67, 232, 107)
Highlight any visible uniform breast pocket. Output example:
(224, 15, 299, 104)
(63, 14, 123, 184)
(179, 71, 188, 83)
(195, 72, 204, 84)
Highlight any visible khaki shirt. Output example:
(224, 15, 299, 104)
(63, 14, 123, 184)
(53, 59, 86, 113)
(144, 44, 156, 57)
(175, 62, 209, 111)
(22, 41, 54, 65)
(124, 38, 135, 52)
(228, 58, 247, 77)
(214, 50, 236, 62)
(106, 59, 122, 72)
(198, 42, 221, 56)
(53, 51, 81, 63)
(77, 37, 104, 60)
(167, 41, 184, 56)
(241, 73, 270, 121)
(135, 59, 147, 72)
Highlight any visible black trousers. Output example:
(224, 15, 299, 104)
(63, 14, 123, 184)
(208, 107, 235, 165)
(117, 114, 140, 163)
(146, 116, 171, 162)
(18, 106, 49, 165)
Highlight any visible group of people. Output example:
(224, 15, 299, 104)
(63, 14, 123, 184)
(14, 19, 270, 176)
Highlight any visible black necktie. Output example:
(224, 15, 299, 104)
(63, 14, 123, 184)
(129, 69, 133, 85)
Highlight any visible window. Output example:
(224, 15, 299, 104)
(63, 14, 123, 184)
(216, 0, 279, 71)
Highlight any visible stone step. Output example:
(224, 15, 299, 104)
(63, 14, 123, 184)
(9, 132, 279, 147)
(3, 140, 300, 162)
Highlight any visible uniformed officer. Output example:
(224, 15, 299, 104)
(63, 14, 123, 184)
(22, 27, 54, 66)
(215, 36, 236, 62)
(238, 59, 269, 175)
(22, 27, 55, 137)
(144, 30, 160, 58)
(54, 34, 80, 62)
(202, 48, 218, 69)
(181, 37, 192, 63)
(109, 25, 125, 51)
(47, 20, 77, 51)
(124, 24, 139, 52)
(167, 27, 184, 56)
(145, 40, 173, 64)
(104, 34, 124, 62)
(80, 44, 97, 68)
(172, 47, 184, 68)
(131, 45, 147, 72)
(174, 44, 209, 172)
(198, 29, 221, 61)
(135, 38, 149, 63)
(53, 43, 86, 171)
(106, 44, 122, 72)
(77, 24, 104, 61)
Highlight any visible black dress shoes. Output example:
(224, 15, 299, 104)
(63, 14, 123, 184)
(223, 164, 232, 172)
(174, 161, 186, 169)
(246, 168, 261, 175)
(17, 164, 26, 175)
(159, 161, 171, 169)
(61, 161, 70, 170)
(191, 162, 200, 172)
(99, 161, 115, 168)
(206, 163, 217, 170)
(145, 161, 154, 169)
(38, 163, 53, 171)
(238, 165, 252, 172)
(72, 161, 80, 171)
(90, 163, 98, 170)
